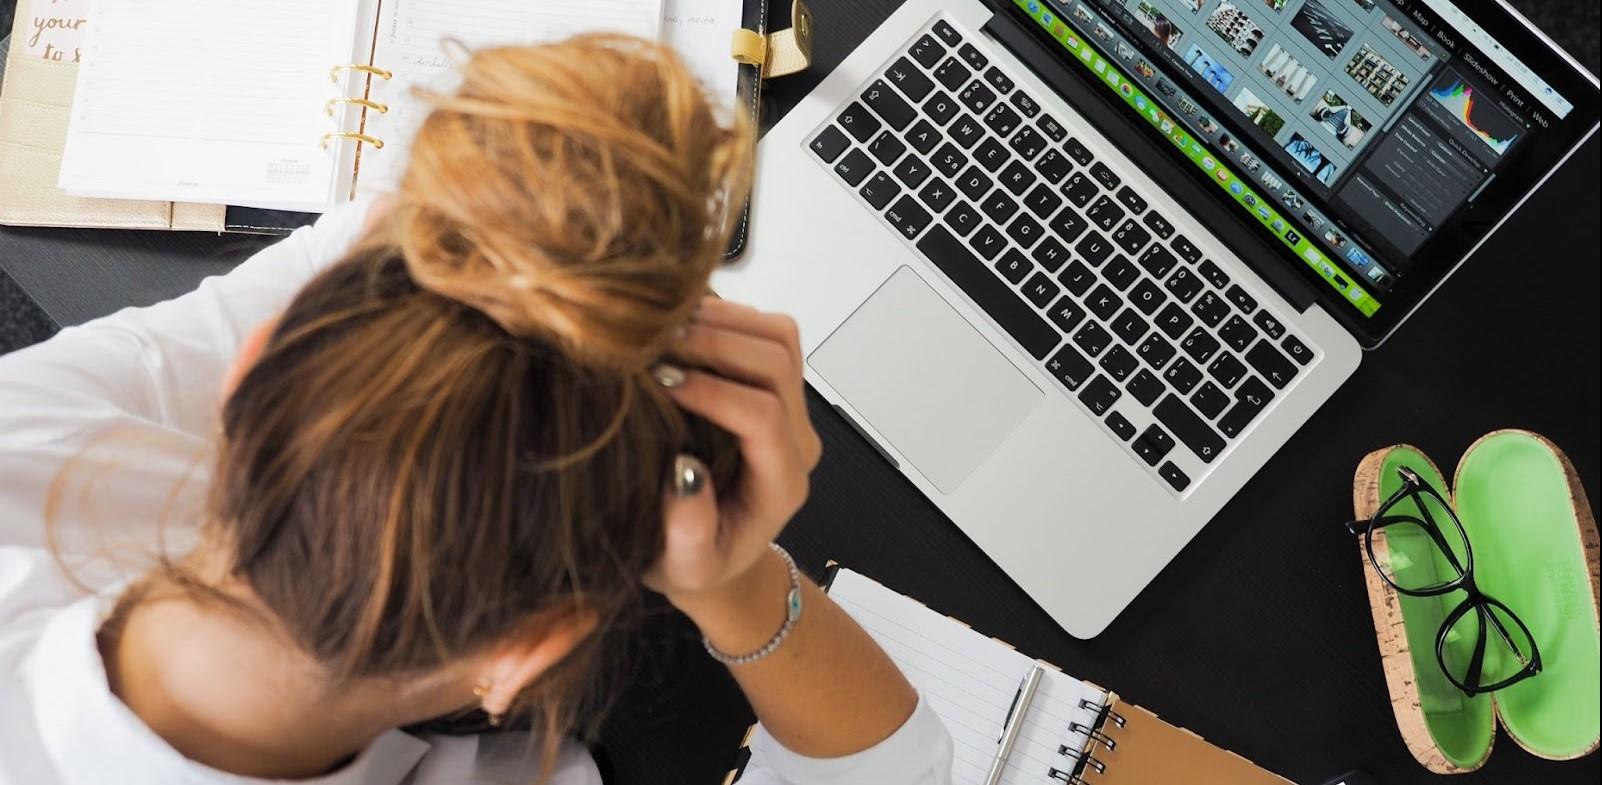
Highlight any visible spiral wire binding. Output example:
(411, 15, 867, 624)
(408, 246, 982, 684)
(1048, 696, 1125, 782)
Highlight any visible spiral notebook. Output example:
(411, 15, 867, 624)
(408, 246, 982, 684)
(728, 567, 1291, 785)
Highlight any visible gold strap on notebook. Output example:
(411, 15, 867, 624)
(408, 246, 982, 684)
(321, 132, 385, 150)
(326, 97, 389, 116)
(329, 63, 393, 83)
(731, 0, 814, 78)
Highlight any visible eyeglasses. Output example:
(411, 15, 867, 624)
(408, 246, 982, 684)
(1346, 467, 1541, 696)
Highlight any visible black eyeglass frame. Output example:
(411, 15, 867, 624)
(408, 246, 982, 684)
(1345, 467, 1543, 696)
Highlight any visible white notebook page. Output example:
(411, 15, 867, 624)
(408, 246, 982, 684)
(662, 0, 745, 116)
(58, 0, 365, 210)
(744, 569, 1108, 784)
(358, 0, 664, 195)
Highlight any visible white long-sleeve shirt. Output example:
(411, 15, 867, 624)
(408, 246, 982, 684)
(0, 199, 954, 785)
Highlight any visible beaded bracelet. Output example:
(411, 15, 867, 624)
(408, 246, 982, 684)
(703, 543, 803, 667)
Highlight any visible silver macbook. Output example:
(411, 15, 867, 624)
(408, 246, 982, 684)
(713, 0, 1600, 636)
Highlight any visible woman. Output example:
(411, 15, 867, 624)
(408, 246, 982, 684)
(0, 37, 954, 784)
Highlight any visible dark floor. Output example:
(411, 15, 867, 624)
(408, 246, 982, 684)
(1, 0, 1599, 356)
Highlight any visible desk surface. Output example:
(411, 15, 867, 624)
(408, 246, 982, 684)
(3, 1, 1599, 783)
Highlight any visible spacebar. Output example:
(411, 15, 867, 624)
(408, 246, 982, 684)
(915, 226, 1060, 360)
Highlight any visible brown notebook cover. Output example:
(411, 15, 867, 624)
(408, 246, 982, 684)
(1076, 697, 1290, 785)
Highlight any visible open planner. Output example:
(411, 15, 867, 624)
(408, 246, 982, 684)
(54, 0, 750, 213)
(730, 567, 1292, 785)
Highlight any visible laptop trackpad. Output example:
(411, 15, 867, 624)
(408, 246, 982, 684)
(810, 267, 1042, 494)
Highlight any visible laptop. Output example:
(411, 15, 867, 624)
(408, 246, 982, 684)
(712, 0, 1600, 637)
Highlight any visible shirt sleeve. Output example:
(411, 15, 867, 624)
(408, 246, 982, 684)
(0, 198, 379, 556)
(739, 693, 954, 785)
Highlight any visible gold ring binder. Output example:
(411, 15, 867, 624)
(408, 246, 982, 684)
(321, 132, 385, 150)
(329, 64, 394, 83)
(325, 98, 389, 116)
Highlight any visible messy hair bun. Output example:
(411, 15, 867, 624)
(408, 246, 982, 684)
(392, 35, 753, 372)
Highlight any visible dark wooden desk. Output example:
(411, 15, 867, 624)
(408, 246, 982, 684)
(2, 2, 1598, 783)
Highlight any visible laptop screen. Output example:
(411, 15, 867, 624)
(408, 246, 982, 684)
(1007, 0, 1599, 337)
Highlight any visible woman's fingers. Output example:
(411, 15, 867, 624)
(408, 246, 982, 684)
(645, 456, 724, 593)
(661, 367, 808, 517)
(693, 297, 803, 374)
(683, 299, 821, 470)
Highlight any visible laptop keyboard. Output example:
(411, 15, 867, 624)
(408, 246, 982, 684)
(806, 17, 1320, 493)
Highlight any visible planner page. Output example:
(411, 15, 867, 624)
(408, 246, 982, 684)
(57, 0, 366, 211)
(662, 0, 745, 115)
(358, 0, 664, 194)
(741, 569, 1109, 785)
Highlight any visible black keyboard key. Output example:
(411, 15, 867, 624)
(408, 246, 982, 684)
(885, 58, 935, 102)
(1136, 333, 1176, 369)
(955, 166, 993, 201)
(1106, 411, 1137, 441)
(1164, 358, 1203, 393)
(1049, 208, 1088, 244)
(868, 130, 907, 165)
(931, 143, 968, 178)
(1115, 187, 1147, 214)
(1133, 425, 1174, 466)
(909, 34, 946, 69)
(974, 138, 1010, 172)
(1010, 91, 1040, 117)
(1159, 462, 1191, 491)
(1225, 284, 1258, 315)
(1208, 352, 1247, 388)
(1089, 161, 1120, 190)
(1112, 218, 1152, 256)
(1100, 345, 1138, 381)
(1164, 267, 1203, 302)
(1156, 395, 1224, 463)
(1142, 210, 1174, 239)
(1075, 230, 1114, 267)
(983, 103, 1022, 137)
(1252, 311, 1285, 339)
(1101, 257, 1137, 293)
(1006, 214, 1044, 249)
(995, 249, 1032, 283)
(859, 172, 900, 210)
(1037, 113, 1068, 142)
(1045, 295, 1086, 333)
(1198, 259, 1230, 289)
(932, 19, 962, 47)
(924, 92, 960, 126)
(1192, 291, 1229, 327)
(950, 115, 984, 147)
(1045, 344, 1095, 391)
(1061, 172, 1098, 208)
(834, 149, 874, 186)
(810, 126, 851, 163)
(933, 56, 971, 91)
(1033, 236, 1070, 272)
(983, 66, 1015, 94)
(999, 161, 1036, 195)
(917, 227, 1059, 359)
(1171, 234, 1202, 263)
(1037, 149, 1073, 184)
(1192, 382, 1229, 419)
(947, 201, 982, 236)
(863, 80, 915, 129)
(1058, 260, 1095, 295)
(981, 189, 1018, 224)
(969, 224, 1007, 260)
(1136, 244, 1178, 279)
(1127, 368, 1165, 406)
(1008, 126, 1047, 160)
(1084, 284, 1122, 321)
(1023, 183, 1062, 220)
(1219, 315, 1257, 353)
(958, 80, 997, 113)
(1078, 375, 1122, 416)
(1087, 195, 1125, 232)
(1073, 321, 1114, 356)
(1064, 136, 1094, 166)
(905, 119, 943, 154)
(1283, 334, 1313, 365)
(884, 195, 931, 240)
(958, 42, 988, 70)
(1129, 279, 1166, 315)
(1111, 308, 1149, 345)
(893, 155, 932, 188)
(838, 102, 882, 142)
(918, 177, 957, 213)
(1246, 340, 1297, 389)
(1218, 378, 1273, 438)
(1153, 302, 1194, 340)
(1021, 271, 1060, 308)
(1180, 328, 1220, 363)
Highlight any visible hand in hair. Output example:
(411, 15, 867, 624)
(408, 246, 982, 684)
(643, 297, 822, 603)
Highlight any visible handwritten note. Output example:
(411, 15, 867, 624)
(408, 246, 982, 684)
(662, 0, 745, 114)
(24, 0, 91, 62)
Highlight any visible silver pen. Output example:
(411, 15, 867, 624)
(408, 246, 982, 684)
(984, 663, 1045, 785)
